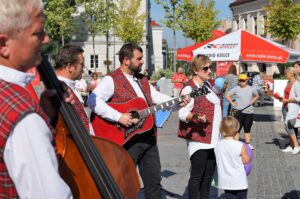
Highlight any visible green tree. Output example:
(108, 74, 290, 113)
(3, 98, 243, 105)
(44, 0, 77, 47)
(263, 0, 300, 47)
(80, 0, 116, 73)
(114, 0, 147, 45)
(155, 0, 182, 72)
(179, 0, 219, 42)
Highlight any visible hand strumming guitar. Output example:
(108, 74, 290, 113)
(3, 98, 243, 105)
(118, 113, 139, 127)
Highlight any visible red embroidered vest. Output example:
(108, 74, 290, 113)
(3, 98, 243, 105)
(0, 80, 51, 198)
(69, 89, 90, 132)
(178, 80, 215, 143)
(109, 69, 157, 133)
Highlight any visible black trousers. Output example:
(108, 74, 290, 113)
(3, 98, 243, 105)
(224, 189, 248, 199)
(123, 130, 162, 199)
(188, 149, 216, 199)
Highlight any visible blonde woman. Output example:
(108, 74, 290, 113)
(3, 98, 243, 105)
(178, 55, 222, 199)
(281, 67, 300, 154)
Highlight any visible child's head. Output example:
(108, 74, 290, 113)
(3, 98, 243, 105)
(220, 116, 240, 137)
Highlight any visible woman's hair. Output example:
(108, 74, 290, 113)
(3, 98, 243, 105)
(190, 54, 211, 75)
(0, 0, 43, 36)
(92, 72, 98, 77)
(227, 64, 237, 75)
(286, 67, 300, 82)
(220, 116, 240, 137)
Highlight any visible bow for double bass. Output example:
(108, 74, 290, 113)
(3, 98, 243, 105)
(37, 53, 139, 199)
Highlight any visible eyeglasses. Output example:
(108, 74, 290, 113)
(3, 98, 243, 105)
(202, 66, 212, 72)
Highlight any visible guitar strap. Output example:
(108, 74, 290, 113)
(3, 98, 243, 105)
(134, 77, 151, 107)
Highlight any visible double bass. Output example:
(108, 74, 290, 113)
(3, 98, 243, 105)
(37, 53, 140, 199)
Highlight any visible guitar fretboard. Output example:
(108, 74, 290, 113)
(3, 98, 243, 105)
(138, 95, 186, 119)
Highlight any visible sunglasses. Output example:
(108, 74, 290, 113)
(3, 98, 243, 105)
(238, 79, 247, 82)
(202, 66, 212, 72)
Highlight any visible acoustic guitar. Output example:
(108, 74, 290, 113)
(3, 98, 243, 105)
(91, 86, 210, 146)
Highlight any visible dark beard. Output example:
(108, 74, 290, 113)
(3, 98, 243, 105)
(128, 64, 141, 75)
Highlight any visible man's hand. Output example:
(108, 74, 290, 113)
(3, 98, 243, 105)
(40, 84, 75, 119)
(118, 113, 139, 127)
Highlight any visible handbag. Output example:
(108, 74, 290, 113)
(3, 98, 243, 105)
(230, 104, 252, 118)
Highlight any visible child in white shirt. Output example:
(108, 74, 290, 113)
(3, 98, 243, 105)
(214, 116, 251, 199)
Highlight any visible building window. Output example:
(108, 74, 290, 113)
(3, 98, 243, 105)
(254, 16, 258, 35)
(90, 55, 98, 68)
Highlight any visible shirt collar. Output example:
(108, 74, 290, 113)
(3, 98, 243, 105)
(0, 65, 35, 88)
(57, 76, 76, 90)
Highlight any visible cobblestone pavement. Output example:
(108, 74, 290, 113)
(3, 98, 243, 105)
(138, 102, 300, 199)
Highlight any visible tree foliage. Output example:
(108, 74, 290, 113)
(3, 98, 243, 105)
(155, 0, 182, 71)
(79, 0, 115, 38)
(179, 0, 219, 42)
(44, 0, 77, 46)
(263, 0, 300, 43)
(114, 0, 147, 44)
(155, 0, 182, 31)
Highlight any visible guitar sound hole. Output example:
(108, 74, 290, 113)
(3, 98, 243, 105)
(130, 111, 140, 119)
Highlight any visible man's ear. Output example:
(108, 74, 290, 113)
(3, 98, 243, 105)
(66, 63, 74, 73)
(123, 57, 130, 67)
(0, 34, 10, 57)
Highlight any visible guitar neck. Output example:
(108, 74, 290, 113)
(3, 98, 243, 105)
(138, 95, 187, 119)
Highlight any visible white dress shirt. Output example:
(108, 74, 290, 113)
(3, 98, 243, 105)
(0, 65, 72, 199)
(58, 76, 84, 103)
(178, 81, 222, 158)
(57, 76, 95, 136)
(87, 72, 173, 122)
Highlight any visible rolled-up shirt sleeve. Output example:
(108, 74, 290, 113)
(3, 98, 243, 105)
(87, 76, 122, 122)
(178, 86, 194, 122)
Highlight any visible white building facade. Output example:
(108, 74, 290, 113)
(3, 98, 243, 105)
(230, 0, 300, 75)
(71, 0, 164, 76)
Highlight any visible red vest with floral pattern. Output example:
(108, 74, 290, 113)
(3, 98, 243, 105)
(109, 69, 157, 134)
(178, 80, 215, 143)
(0, 80, 51, 198)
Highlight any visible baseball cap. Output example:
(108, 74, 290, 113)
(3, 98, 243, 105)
(238, 74, 249, 80)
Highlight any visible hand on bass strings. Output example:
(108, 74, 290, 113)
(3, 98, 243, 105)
(40, 82, 76, 119)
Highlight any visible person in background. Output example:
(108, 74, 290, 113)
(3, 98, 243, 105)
(178, 55, 222, 199)
(280, 67, 300, 154)
(215, 116, 250, 199)
(172, 67, 187, 97)
(226, 74, 259, 150)
(87, 43, 189, 199)
(156, 74, 166, 91)
(252, 71, 265, 106)
(294, 61, 300, 75)
(223, 64, 238, 118)
(55, 45, 85, 104)
(88, 72, 101, 92)
(55, 45, 94, 135)
(0, 0, 72, 197)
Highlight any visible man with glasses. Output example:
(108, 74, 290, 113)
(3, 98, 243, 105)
(226, 74, 259, 150)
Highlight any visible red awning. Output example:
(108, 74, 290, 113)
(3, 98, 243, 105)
(176, 30, 225, 61)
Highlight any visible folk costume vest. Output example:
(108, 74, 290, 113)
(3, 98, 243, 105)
(0, 80, 51, 198)
(178, 80, 215, 144)
(109, 69, 157, 134)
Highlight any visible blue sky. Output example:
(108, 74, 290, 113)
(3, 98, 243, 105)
(150, 0, 234, 48)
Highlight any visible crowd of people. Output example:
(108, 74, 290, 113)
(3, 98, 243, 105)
(0, 0, 300, 199)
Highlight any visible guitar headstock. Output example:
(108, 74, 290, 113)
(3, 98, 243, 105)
(190, 86, 210, 98)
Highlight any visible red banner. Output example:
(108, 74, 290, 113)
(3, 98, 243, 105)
(216, 61, 233, 76)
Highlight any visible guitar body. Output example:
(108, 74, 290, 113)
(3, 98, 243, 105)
(91, 98, 154, 146)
